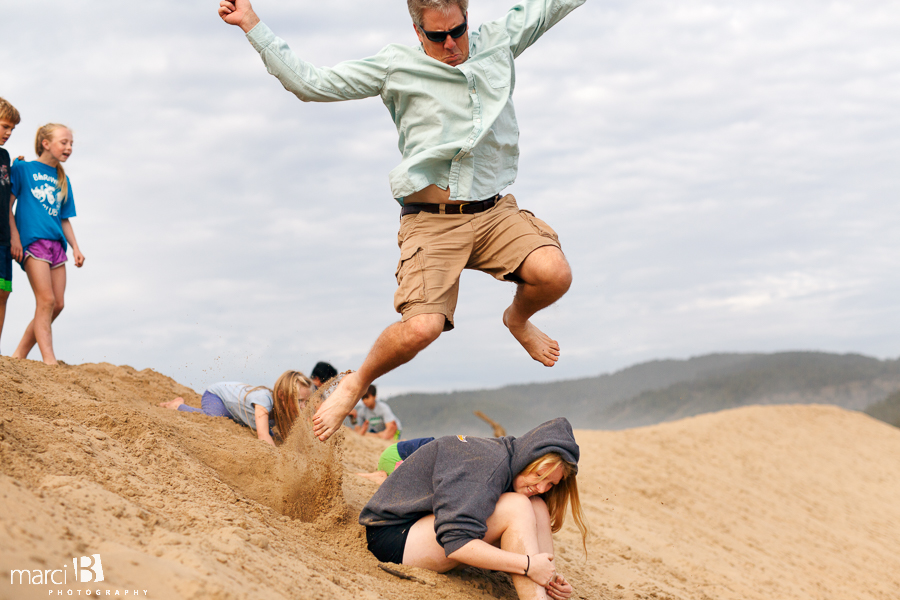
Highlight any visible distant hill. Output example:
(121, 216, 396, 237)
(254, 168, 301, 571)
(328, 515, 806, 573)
(865, 390, 900, 428)
(386, 351, 900, 437)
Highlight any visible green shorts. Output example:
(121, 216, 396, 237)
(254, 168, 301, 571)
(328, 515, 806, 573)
(0, 245, 12, 292)
(376, 443, 402, 475)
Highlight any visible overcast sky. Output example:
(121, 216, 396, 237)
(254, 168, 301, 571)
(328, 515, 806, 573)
(2, 0, 898, 397)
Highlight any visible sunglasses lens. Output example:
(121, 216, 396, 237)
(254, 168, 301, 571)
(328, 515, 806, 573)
(422, 21, 467, 42)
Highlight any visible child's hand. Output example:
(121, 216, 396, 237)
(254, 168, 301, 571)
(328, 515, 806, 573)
(546, 573, 573, 599)
(73, 249, 85, 268)
(10, 238, 22, 262)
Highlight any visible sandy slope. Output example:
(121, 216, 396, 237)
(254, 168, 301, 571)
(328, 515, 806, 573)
(1, 356, 898, 600)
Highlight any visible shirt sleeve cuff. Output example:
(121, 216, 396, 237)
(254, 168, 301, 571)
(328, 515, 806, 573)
(246, 21, 276, 53)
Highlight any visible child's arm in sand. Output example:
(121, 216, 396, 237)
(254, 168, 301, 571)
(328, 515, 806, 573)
(8, 195, 21, 262)
(254, 404, 276, 446)
(375, 420, 398, 440)
(355, 420, 369, 436)
(61, 218, 84, 267)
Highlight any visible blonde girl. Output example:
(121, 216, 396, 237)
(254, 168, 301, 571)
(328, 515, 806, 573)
(360, 418, 589, 600)
(10, 124, 84, 364)
(160, 370, 312, 446)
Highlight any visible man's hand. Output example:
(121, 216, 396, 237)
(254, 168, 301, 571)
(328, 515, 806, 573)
(218, 0, 260, 33)
(546, 573, 573, 599)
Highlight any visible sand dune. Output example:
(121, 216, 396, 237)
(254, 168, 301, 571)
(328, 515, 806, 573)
(1, 357, 899, 600)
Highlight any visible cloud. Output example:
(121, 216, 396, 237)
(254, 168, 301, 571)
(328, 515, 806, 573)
(2, 0, 898, 398)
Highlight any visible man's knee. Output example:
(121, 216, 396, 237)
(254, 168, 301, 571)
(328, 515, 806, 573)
(522, 247, 572, 292)
(545, 248, 572, 289)
(402, 313, 445, 348)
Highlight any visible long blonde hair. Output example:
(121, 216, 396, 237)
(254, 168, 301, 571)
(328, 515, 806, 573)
(271, 370, 312, 440)
(520, 452, 590, 553)
(235, 371, 312, 442)
(34, 123, 70, 204)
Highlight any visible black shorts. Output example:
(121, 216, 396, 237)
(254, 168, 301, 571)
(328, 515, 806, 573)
(365, 522, 415, 564)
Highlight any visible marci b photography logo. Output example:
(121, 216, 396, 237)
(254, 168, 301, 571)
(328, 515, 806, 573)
(9, 553, 149, 596)
(74, 554, 104, 583)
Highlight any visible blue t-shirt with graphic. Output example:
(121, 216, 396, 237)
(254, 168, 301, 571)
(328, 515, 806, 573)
(11, 160, 77, 252)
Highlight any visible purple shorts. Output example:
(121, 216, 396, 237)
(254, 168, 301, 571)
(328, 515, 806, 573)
(23, 239, 67, 269)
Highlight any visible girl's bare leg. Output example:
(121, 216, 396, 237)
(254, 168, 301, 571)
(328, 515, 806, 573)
(13, 261, 66, 364)
(402, 493, 553, 600)
(0, 290, 9, 351)
(159, 397, 185, 409)
(484, 494, 553, 600)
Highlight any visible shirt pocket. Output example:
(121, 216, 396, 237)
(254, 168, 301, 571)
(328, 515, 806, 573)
(480, 51, 511, 89)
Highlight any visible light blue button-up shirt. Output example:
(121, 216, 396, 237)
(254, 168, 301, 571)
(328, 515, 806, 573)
(247, 0, 586, 204)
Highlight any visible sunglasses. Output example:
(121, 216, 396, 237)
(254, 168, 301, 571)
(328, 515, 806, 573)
(417, 18, 468, 43)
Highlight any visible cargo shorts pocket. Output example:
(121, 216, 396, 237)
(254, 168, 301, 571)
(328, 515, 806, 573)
(393, 245, 426, 312)
(397, 212, 424, 246)
(519, 210, 560, 244)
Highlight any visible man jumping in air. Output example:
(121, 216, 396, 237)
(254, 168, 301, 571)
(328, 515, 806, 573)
(220, 0, 586, 441)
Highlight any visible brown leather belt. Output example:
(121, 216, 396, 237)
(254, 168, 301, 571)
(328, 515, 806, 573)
(400, 194, 500, 217)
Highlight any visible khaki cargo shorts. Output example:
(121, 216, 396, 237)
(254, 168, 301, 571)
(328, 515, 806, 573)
(393, 194, 561, 331)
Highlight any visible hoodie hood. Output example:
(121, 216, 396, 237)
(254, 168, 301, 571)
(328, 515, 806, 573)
(508, 417, 579, 477)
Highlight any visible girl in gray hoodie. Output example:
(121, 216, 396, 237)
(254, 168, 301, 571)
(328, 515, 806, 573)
(359, 418, 588, 600)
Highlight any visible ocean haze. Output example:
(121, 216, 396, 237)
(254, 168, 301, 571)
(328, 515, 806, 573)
(1, 1, 898, 396)
(386, 351, 900, 437)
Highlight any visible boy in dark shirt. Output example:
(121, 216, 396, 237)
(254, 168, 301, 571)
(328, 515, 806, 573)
(0, 97, 22, 352)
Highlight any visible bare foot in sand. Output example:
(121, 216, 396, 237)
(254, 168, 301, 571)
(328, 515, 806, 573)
(356, 471, 388, 485)
(503, 307, 560, 367)
(159, 397, 185, 410)
(312, 371, 364, 442)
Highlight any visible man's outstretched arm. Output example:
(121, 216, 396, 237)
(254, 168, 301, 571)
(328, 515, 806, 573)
(218, 0, 389, 103)
(219, 0, 260, 33)
(502, 0, 587, 58)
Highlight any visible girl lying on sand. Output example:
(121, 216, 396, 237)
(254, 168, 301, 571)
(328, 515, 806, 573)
(359, 418, 588, 600)
(159, 370, 312, 447)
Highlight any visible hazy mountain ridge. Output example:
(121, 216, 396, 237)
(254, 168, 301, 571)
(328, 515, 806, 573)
(865, 389, 900, 428)
(386, 351, 900, 437)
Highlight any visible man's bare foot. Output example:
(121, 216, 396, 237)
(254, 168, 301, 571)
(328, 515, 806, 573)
(159, 397, 185, 410)
(312, 371, 365, 442)
(355, 471, 388, 485)
(503, 307, 560, 367)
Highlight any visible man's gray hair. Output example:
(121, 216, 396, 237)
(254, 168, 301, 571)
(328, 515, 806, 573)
(407, 0, 469, 27)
